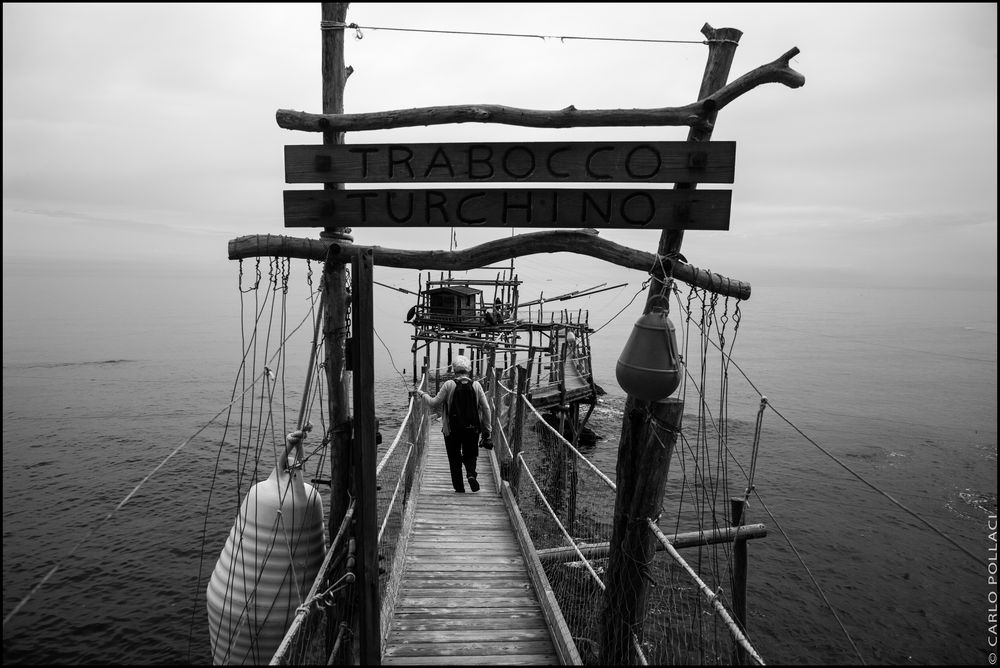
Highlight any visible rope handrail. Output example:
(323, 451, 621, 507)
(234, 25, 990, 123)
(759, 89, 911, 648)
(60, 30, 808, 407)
(376, 390, 417, 478)
(378, 446, 415, 545)
(647, 519, 765, 665)
(271, 500, 357, 664)
(515, 453, 606, 590)
(521, 396, 616, 490)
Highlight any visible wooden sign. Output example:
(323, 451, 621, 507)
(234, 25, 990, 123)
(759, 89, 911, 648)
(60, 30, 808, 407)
(285, 141, 735, 184)
(283, 188, 731, 230)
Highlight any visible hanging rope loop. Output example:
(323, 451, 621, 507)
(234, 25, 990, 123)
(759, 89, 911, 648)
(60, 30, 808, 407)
(282, 423, 313, 472)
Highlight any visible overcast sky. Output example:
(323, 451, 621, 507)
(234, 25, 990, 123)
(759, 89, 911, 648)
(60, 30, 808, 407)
(2, 3, 997, 290)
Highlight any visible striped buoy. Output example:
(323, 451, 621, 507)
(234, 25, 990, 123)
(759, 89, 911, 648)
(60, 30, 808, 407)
(206, 432, 326, 665)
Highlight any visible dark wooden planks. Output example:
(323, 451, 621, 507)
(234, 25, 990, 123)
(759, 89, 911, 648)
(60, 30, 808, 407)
(382, 430, 560, 665)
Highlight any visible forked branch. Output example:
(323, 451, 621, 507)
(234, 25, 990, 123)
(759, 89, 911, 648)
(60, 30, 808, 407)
(275, 48, 803, 133)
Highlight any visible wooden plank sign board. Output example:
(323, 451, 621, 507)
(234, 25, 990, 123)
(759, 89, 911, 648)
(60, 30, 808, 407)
(283, 141, 735, 229)
(285, 141, 735, 184)
(283, 188, 731, 230)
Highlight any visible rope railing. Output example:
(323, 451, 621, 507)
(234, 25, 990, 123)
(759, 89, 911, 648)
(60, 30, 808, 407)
(270, 373, 432, 665)
(504, 366, 765, 665)
(270, 500, 357, 665)
(515, 452, 607, 590)
(522, 397, 616, 491)
(648, 521, 765, 666)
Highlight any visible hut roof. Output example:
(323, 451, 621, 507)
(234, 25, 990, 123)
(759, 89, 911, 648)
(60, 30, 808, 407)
(427, 285, 481, 297)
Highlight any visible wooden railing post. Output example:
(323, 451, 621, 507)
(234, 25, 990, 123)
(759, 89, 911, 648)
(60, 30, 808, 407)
(567, 402, 579, 536)
(510, 364, 529, 495)
(600, 398, 682, 665)
(349, 248, 380, 666)
(487, 348, 500, 441)
(730, 497, 749, 664)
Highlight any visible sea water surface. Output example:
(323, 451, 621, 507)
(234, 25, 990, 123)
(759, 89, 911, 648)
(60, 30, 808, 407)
(3, 257, 996, 665)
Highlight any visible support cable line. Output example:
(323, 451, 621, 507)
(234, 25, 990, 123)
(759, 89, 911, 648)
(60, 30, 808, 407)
(321, 20, 707, 45)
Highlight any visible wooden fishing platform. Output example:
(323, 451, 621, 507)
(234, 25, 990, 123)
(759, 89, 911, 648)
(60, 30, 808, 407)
(528, 351, 594, 410)
(382, 429, 560, 665)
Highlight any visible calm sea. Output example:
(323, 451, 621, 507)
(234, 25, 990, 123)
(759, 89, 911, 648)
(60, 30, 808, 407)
(3, 258, 996, 665)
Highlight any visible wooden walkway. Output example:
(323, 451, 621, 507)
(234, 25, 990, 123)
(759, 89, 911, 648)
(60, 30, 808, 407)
(528, 355, 593, 409)
(382, 429, 561, 665)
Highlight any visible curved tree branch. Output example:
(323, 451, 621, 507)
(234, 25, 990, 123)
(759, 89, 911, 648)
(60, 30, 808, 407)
(706, 48, 804, 113)
(227, 229, 750, 300)
(275, 47, 803, 133)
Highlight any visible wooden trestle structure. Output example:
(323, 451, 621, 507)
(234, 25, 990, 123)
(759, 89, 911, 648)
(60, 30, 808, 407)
(408, 262, 600, 423)
(227, 2, 804, 663)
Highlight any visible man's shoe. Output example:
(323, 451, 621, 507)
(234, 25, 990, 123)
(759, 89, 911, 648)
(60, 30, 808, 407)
(468, 476, 480, 493)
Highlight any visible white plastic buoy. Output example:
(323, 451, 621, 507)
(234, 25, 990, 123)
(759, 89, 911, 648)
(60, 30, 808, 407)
(206, 431, 326, 665)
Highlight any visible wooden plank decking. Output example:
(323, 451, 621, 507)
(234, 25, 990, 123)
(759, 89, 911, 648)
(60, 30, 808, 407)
(382, 429, 561, 665)
(528, 356, 593, 409)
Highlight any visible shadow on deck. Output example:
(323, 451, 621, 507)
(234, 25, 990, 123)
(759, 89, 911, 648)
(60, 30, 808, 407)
(381, 429, 561, 665)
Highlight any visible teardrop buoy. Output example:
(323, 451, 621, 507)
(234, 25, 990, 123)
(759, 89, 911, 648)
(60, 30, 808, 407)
(206, 430, 326, 665)
(616, 307, 682, 402)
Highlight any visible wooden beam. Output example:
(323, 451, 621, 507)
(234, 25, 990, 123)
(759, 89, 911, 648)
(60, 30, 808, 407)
(285, 141, 736, 184)
(283, 187, 731, 230)
(535, 523, 768, 564)
(227, 229, 751, 301)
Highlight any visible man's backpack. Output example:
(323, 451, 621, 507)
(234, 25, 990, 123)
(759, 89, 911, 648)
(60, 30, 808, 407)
(448, 377, 481, 434)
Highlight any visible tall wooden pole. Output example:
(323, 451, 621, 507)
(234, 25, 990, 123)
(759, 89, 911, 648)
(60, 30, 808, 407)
(319, 3, 357, 663)
(730, 497, 749, 664)
(600, 25, 742, 666)
(351, 248, 380, 664)
(645, 24, 742, 313)
(321, 0, 353, 540)
(600, 398, 683, 664)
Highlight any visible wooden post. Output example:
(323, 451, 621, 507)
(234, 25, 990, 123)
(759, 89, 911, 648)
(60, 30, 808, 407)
(490, 352, 502, 457)
(600, 399, 682, 665)
(321, 253, 351, 537)
(319, 5, 359, 663)
(320, 0, 353, 540)
(407, 365, 426, 498)
(435, 339, 442, 392)
(350, 248, 380, 664)
(730, 497, 749, 664)
(601, 26, 741, 666)
(555, 405, 567, 516)
(510, 364, 529, 494)
(567, 402, 579, 536)
(645, 23, 741, 312)
(486, 346, 497, 398)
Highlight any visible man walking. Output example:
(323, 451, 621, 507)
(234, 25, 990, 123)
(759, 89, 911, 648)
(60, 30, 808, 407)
(417, 355, 492, 493)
